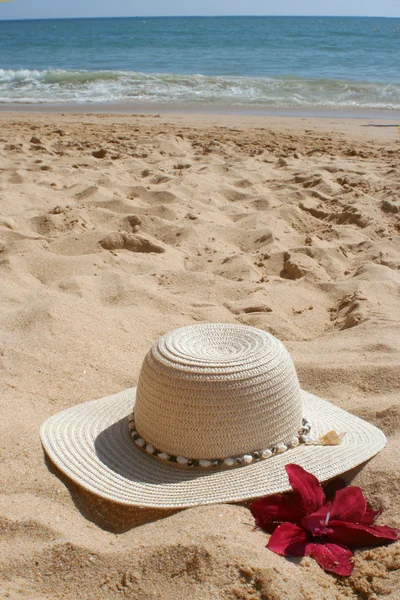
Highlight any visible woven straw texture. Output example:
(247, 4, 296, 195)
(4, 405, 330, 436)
(40, 323, 387, 508)
(135, 324, 302, 458)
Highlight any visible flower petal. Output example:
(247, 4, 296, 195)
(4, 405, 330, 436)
(250, 493, 305, 533)
(328, 521, 400, 548)
(361, 503, 382, 526)
(267, 522, 312, 557)
(309, 543, 354, 576)
(330, 487, 367, 523)
(323, 477, 347, 500)
(301, 502, 332, 536)
(286, 464, 325, 515)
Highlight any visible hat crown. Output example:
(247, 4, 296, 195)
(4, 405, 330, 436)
(134, 323, 302, 460)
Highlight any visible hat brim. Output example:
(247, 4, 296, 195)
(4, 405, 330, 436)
(40, 388, 386, 508)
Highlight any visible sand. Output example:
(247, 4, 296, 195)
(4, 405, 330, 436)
(0, 111, 399, 599)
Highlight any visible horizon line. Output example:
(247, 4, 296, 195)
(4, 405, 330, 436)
(0, 14, 398, 22)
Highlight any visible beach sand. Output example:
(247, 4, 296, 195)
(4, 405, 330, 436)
(0, 111, 399, 599)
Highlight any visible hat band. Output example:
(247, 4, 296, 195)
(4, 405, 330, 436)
(128, 413, 312, 469)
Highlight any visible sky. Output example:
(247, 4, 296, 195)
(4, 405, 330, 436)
(0, 0, 400, 20)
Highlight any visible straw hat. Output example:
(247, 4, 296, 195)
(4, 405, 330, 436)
(40, 323, 386, 508)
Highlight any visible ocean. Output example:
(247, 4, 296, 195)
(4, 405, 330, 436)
(0, 16, 399, 113)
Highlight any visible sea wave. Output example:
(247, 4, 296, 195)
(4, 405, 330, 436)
(0, 68, 399, 110)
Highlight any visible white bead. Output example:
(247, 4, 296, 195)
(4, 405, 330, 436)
(199, 459, 212, 468)
(146, 444, 155, 454)
(224, 458, 236, 467)
(158, 452, 169, 460)
(135, 438, 145, 447)
(276, 443, 287, 454)
(131, 429, 138, 436)
(176, 456, 189, 465)
(291, 437, 299, 448)
(262, 449, 273, 459)
(305, 436, 318, 445)
(243, 455, 253, 464)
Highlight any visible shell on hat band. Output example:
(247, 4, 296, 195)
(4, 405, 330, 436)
(128, 413, 313, 468)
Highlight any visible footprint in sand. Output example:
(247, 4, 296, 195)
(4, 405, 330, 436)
(29, 215, 60, 237)
(75, 186, 99, 200)
(300, 198, 370, 228)
(329, 291, 368, 331)
(92, 149, 107, 159)
(129, 186, 178, 205)
(225, 299, 273, 315)
(8, 171, 24, 184)
(174, 163, 191, 170)
(233, 179, 253, 189)
(222, 189, 252, 203)
(100, 232, 165, 254)
(117, 215, 142, 232)
(382, 200, 399, 214)
(283, 252, 330, 282)
(127, 215, 142, 230)
(150, 174, 172, 185)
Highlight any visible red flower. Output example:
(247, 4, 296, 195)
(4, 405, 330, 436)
(250, 464, 399, 576)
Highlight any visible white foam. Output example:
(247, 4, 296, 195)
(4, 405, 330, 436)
(0, 68, 399, 110)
